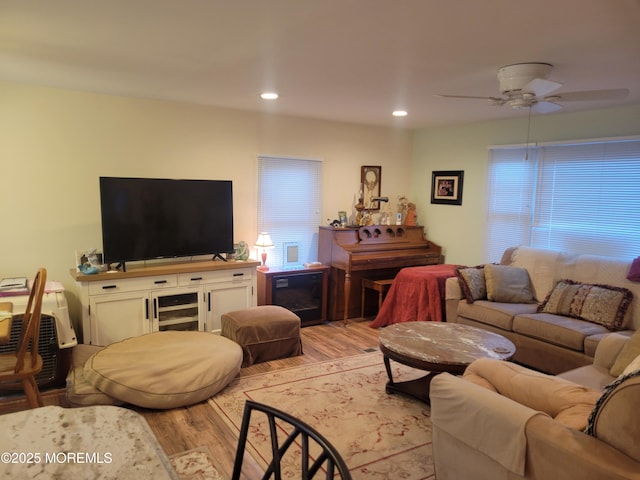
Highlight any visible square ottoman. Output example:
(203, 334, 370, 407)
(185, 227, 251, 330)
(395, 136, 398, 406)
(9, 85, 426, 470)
(221, 305, 303, 367)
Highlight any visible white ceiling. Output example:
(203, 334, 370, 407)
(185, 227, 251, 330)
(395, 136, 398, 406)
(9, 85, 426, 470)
(2, 0, 640, 128)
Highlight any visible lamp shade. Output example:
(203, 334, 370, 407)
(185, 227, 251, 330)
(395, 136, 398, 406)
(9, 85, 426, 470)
(254, 232, 274, 248)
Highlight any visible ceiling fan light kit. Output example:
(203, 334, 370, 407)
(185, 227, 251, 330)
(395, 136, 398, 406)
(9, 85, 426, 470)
(497, 62, 555, 94)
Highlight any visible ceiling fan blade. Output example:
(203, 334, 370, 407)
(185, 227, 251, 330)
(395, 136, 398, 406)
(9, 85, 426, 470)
(435, 94, 506, 106)
(435, 94, 495, 100)
(546, 88, 630, 102)
(523, 78, 563, 97)
(531, 101, 562, 113)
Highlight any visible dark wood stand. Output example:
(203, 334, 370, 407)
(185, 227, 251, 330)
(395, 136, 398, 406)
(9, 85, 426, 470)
(257, 266, 329, 326)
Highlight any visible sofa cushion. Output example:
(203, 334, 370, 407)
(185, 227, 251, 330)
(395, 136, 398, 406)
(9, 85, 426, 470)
(456, 265, 486, 303)
(585, 371, 640, 463)
(610, 329, 640, 377)
(484, 264, 536, 303)
(538, 279, 633, 331)
(513, 313, 610, 351)
(458, 300, 539, 331)
(557, 364, 616, 392)
(584, 332, 614, 358)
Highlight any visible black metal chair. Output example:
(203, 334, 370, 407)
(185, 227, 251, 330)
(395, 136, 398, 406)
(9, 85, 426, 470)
(231, 399, 352, 480)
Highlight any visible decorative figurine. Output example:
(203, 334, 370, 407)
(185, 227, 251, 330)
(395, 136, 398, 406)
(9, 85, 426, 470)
(405, 202, 417, 226)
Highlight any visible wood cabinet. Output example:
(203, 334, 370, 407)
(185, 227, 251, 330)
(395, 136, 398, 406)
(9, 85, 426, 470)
(71, 260, 259, 345)
(257, 266, 329, 326)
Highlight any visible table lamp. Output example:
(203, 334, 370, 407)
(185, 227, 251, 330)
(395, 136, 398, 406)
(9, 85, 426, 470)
(255, 232, 274, 271)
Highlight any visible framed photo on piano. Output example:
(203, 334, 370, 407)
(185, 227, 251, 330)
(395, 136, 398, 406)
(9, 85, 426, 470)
(431, 170, 464, 205)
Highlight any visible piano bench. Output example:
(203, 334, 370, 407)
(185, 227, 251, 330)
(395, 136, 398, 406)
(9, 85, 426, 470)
(361, 278, 394, 318)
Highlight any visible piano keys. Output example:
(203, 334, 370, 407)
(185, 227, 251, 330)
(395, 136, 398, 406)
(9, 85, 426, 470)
(318, 225, 442, 322)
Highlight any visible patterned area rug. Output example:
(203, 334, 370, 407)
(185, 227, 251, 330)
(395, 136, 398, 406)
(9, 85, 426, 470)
(170, 446, 223, 480)
(209, 351, 434, 479)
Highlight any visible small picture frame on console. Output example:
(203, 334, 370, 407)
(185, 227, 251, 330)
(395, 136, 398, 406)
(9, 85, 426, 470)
(338, 211, 348, 226)
(431, 170, 464, 206)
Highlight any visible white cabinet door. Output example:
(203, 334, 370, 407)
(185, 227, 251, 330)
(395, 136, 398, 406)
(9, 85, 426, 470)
(205, 281, 253, 334)
(88, 291, 150, 345)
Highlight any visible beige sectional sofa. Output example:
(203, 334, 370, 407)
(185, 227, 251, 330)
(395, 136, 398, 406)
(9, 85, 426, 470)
(445, 246, 640, 374)
(430, 332, 640, 479)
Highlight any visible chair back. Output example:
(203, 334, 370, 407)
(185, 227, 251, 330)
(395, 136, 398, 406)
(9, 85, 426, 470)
(232, 399, 352, 480)
(14, 268, 46, 372)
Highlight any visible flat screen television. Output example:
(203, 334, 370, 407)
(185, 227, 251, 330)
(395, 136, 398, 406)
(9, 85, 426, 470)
(99, 177, 234, 267)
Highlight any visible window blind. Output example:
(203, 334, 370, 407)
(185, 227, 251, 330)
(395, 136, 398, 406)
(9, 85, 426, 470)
(257, 156, 322, 268)
(486, 137, 640, 261)
(485, 146, 537, 262)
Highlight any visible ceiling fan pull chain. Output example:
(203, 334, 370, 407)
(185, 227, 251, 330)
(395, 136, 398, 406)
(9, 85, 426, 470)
(524, 106, 532, 161)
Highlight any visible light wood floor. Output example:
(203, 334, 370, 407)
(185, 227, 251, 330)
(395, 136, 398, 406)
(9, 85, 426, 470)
(0, 319, 381, 478)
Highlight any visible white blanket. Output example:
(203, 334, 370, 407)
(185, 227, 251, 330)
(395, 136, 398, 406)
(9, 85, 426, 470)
(0, 405, 177, 479)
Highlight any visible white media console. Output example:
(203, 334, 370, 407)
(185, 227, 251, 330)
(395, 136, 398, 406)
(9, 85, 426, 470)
(71, 259, 260, 345)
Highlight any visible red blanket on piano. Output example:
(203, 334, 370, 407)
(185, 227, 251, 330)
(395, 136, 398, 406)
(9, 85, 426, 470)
(369, 264, 457, 328)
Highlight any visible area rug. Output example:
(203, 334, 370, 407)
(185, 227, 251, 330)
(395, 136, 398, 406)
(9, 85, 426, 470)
(209, 351, 434, 479)
(170, 446, 223, 480)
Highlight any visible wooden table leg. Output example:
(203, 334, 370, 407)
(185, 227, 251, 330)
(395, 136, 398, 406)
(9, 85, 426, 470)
(383, 354, 435, 405)
(343, 272, 351, 326)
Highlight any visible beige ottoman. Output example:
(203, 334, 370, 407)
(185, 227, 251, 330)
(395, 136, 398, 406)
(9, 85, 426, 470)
(221, 305, 303, 367)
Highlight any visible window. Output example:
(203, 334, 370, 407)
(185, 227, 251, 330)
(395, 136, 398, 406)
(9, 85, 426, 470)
(257, 156, 322, 268)
(486, 137, 640, 262)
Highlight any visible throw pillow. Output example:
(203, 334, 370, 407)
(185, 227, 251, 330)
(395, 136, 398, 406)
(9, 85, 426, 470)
(621, 353, 640, 377)
(484, 264, 536, 303)
(456, 265, 486, 303)
(628, 256, 640, 282)
(584, 369, 640, 436)
(610, 329, 640, 377)
(538, 279, 633, 332)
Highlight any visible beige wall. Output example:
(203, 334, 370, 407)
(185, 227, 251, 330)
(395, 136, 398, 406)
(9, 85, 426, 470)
(2, 79, 639, 327)
(412, 104, 640, 266)
(0, 81, 412, 321)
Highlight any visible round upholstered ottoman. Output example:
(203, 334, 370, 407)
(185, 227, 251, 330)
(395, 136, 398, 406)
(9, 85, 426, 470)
(82, 331, 242, 409)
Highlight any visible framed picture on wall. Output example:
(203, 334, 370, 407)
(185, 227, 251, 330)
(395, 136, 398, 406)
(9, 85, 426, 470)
(361, 165, 382, 210)
(431, 170, 464, 205)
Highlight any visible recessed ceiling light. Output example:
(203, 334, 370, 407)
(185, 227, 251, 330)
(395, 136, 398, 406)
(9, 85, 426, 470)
(392, 110, 408, 117)
(260, 92, 279, 100)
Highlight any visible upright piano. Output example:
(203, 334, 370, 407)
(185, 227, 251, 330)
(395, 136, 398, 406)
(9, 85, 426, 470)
(318, 225, 442, 322)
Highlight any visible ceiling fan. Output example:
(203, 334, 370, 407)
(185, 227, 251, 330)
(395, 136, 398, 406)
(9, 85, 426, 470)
(436, 63, 629, 113)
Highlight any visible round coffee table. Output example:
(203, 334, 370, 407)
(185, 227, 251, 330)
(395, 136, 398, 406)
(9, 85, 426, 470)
(379, 322, 515, 404)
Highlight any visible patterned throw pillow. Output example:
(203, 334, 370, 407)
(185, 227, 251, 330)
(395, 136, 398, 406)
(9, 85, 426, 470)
(538, 279, 633, 331)
(456, 266, 486, 303)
